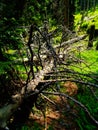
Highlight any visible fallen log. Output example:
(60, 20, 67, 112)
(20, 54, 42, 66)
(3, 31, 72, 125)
(0, 32, 87, 128)
(12, 34, 87, 65)
(0, 94, 22, 128)
(0, 60, 54, 129)
(55, 34, 87, 49)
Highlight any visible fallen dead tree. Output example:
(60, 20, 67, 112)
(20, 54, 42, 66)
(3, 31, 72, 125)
(55, 34, 87, 49)
(0, 60, 54, 128)
(13, 34, 87, 66)
(0, 95, 22, 128)
(0, 24, 57, 129)
(0, 23, 98, 129)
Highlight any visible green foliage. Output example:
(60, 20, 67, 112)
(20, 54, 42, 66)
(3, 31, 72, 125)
(69, 41, 98, 130)
(76, 115, 97, 130)
(31, 122, 42, 130)
(48, 125, 54, 130)
(20, 126, 29, 130)
(0, 1, 98, 130)
(70, 49, 98, 74)
(80, 50, 98, 72)
(74, 9, 98, 31)
(21, 0, 54, 26)
(0, 17, 23, 48)
(74, 13, 82, 28)
(0, 61, 11, 74)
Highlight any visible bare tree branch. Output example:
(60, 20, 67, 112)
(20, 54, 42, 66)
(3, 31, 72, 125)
(55, 34, 87, 49)
(42, 91, 98, 125)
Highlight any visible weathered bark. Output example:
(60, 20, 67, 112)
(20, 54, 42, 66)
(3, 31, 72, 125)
(55, 34, 87, 49)
(9, 94, 38, 129)
(14, 34, 87, 65)
(62, 0, 75, 30)
(0, 94, 22, 128)
(0, 60, 54, 128)
(63, 0, 69, 27)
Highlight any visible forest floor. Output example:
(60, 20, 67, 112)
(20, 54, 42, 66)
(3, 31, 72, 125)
(24, 82, 79, 130)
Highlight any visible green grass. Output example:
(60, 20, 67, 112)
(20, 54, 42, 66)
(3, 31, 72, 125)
(71, 48, 98, 130)
(70, 49, 98, 74)
(81, 50, 98, 72)
(76, 91, 98, 130)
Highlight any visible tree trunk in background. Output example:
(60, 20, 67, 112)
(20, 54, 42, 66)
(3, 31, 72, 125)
(69, 0, 75, 30)
(52, 0, 75, 30)
(96, 42, 98, 50)
(2, 0, 26, 19)
(62, 0, 75, 30)
(93, 0, 96, 11)
(62, 0, 69, 27)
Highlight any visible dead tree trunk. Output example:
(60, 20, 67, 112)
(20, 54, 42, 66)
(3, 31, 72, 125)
(0, 60, 54, 129)
(87, 25, 95, 49)
(9, 94, 38, 129)
(55, 34, 87, 49)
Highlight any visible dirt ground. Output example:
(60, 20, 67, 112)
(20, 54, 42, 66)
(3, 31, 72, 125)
(25, 82, 79, 130)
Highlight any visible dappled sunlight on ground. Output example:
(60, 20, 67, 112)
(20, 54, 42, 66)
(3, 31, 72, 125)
(26, 92, 79, 130)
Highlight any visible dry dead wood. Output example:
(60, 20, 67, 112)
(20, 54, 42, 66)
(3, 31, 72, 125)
(55, 34, 87, 49)
(14, 34, 87, 65)
(0, 26, 93, 129)
(0, 60, 54, 128)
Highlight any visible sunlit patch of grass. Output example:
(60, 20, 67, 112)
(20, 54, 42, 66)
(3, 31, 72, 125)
(80, 49, 98, 72)
(70, 48, 98, 129)
(70, 49, 98, 74)
(74, 13, 82, 30)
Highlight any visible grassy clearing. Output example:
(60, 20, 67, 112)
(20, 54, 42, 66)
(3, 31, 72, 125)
(71, 49, 98, 74)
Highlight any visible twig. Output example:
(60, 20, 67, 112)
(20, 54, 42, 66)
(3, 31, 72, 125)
(42, 91, 98, 125)
(27, 24, 35, 79)
(46, 69, 98, 82)
(40, 78, 98, 88)
(41, 93, 56, 105)
(55, 34, 87, 49)
(87, 85, 98, 101)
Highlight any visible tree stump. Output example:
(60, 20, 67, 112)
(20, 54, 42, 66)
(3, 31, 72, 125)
(87, 25, 95, 49)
